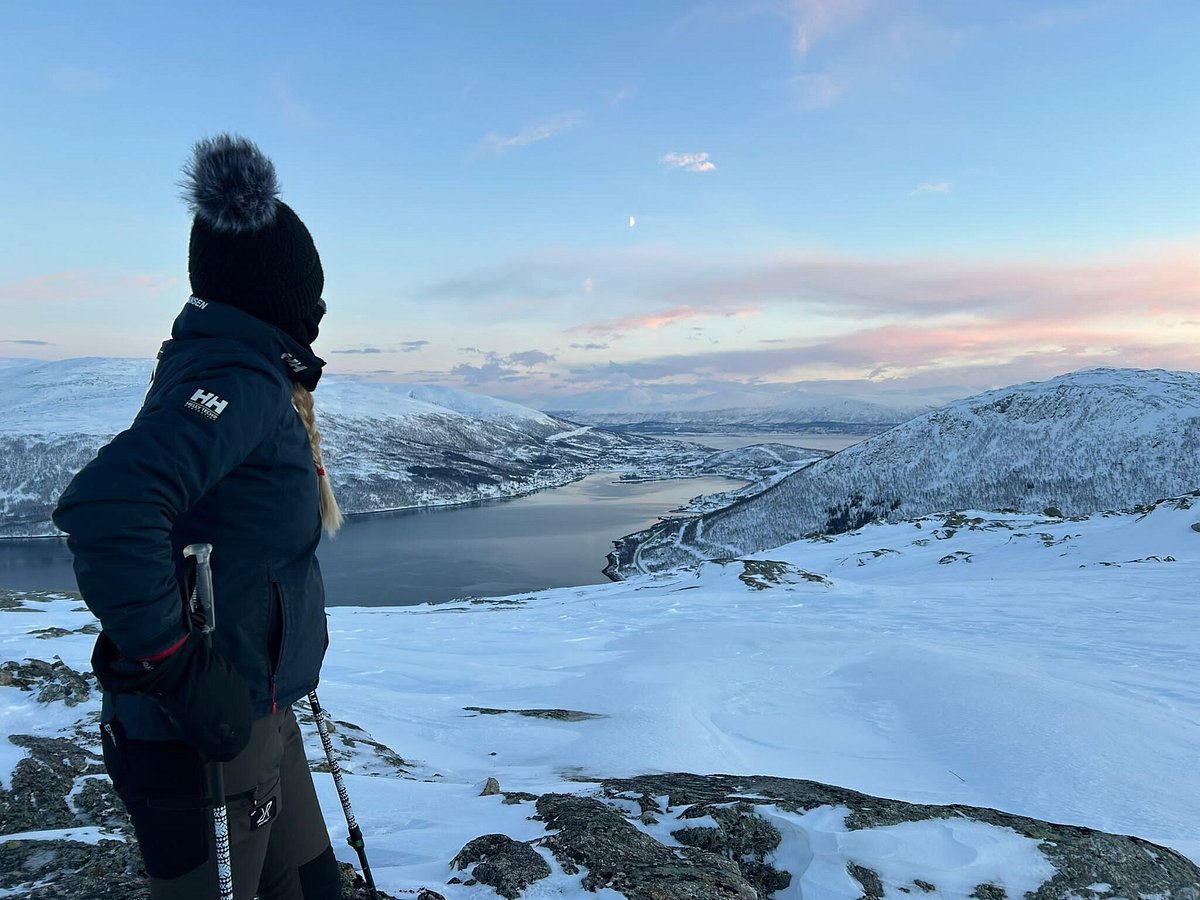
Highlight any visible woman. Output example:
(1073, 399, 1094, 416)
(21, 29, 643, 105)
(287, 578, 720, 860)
(53, 134, 343, 899)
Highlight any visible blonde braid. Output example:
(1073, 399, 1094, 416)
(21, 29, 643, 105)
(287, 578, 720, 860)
(292, 383, 343, 537)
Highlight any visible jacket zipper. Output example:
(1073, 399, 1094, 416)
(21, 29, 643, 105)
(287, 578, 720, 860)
(269, 580, 285, 714)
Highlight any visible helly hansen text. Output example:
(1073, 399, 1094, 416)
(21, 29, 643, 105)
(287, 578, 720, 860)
(185, 389, 229, 420)
(187, 295, 209, 310)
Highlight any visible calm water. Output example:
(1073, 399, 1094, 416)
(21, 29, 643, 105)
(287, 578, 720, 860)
(0, 474, 741, 606)
(0, 433, 870, 606)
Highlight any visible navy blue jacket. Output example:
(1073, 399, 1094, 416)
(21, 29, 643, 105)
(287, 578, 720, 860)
(53, 299, 328, 740)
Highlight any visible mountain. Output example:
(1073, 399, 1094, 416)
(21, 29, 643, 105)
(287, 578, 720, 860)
(0, 358, 740, 538)
(3, 495, 1199, 894)
(607, 367, 1200, 577)
(544, 381, 934, 434)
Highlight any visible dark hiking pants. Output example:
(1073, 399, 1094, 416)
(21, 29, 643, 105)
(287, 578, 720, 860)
(101, 706, 341, 899)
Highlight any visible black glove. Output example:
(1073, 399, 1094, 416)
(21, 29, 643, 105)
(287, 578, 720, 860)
(92, 631, 253, 762)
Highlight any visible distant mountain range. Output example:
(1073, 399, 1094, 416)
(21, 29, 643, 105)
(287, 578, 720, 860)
(544, 382, 938, 434)
(607, 368, 1200, 577)
(0, 359, 816, 538)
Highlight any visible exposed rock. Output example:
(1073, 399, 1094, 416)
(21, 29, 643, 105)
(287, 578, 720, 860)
(31, 624, 100, 640)
(725, 558, 832, 589)
(0, 658, 93, 707)
(535, 793, 759, 899)
(500, 791, 539, 805)
(463, 706, 606, 722)
(849, 861, 886, 898)
(0, 838, 145, 899)
(452, 833, 551, 899)
(295, 707, 412, 778)
(600, 774, 1200, 899)
(672, 801, 791, 896)
(0, 737, 106, 835)
(481, 777, 501, 796)
(336, 861, 408, 899)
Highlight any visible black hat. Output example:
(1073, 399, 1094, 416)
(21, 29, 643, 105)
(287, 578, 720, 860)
(182, 134, 325, 346)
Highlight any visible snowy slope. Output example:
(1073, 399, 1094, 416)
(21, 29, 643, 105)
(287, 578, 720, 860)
(0, 357, 561, 438)
(3, 495, 1198, 896)
(612, 367, 1200, 575)
(0, 359, 720, 537)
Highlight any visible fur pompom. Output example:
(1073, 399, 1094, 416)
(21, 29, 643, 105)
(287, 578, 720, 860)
(182, 134, 280, 233)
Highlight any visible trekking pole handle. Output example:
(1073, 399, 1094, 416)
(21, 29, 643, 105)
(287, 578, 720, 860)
(183, 543, 216, 636)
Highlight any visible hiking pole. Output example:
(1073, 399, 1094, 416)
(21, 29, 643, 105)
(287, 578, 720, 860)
(183, 543, 235, 900)
(307, 690, 379, 899)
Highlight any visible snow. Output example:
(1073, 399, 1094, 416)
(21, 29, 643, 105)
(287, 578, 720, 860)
(0, 358, 562, 437)
(765, 806, 1057, 899)
(2, 498, 1199, 896)
(622, 367, 1200, 574)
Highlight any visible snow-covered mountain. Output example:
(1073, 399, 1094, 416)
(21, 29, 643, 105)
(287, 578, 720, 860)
(545, 382, 933, 434)
(609, 367, 1200, 576)
(0, 358, 733, 538)
(3, 496, 1199, 895)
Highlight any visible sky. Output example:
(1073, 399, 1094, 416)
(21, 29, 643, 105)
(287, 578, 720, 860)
(2, 0, 1198, 409)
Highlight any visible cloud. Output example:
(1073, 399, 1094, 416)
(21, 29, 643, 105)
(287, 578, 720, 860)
(604, 85, 636, 107)
(788, 73, 849, 110)
(0, 339, 53, 346)
(662, 152, 717, 173)
(1019, 1, 1119, 30)
(408, 238, 1200, 401)
(401, 340, 431, 353)
(479, 112, 584, 154)
(507, 350, 556, 367)
(786, 0, 875, 55)
(271, 74, 322, 129)
(451, 360, 526, 385)
(674, 1, 872, 56)
(445, 347, 558, 385)
(331, 347, 384, 355)
(51, 66, 112, 93)
(912, 181, 952, 195)
(571, 304, 759, 338)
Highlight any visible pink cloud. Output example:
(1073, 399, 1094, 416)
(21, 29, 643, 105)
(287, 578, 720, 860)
(570, 305, 760, 337)
(664, 242, 1200, 325)
(405, 238, 1200, 400)
(0, 270, 178, 304)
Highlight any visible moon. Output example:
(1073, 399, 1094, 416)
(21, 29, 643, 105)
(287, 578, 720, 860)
(628, 215, 636, 228)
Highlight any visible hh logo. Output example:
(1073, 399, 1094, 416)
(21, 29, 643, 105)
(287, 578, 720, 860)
(185, 389, 229, 420)
(280, 352, 308, 374)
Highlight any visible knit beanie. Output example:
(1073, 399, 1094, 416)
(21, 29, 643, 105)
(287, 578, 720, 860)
(182, 134, 325, 346)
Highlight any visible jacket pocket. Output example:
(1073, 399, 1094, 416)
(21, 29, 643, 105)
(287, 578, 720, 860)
(268, 566, 326, 703)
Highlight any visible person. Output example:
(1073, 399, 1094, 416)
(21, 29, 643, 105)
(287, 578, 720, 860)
(53, 134, 344, 899)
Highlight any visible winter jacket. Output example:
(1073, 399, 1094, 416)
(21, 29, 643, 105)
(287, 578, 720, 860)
(53, 298, 329, 741)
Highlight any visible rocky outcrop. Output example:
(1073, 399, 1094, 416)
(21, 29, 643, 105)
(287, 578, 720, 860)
(2, 602, 1196, 899)
(443, 773, 1200, 899)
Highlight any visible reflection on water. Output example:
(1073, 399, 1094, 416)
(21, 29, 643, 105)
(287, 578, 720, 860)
(318, 473, 742, 606)
(1, 434, 875, 607)
(0, 473, 742, 607)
